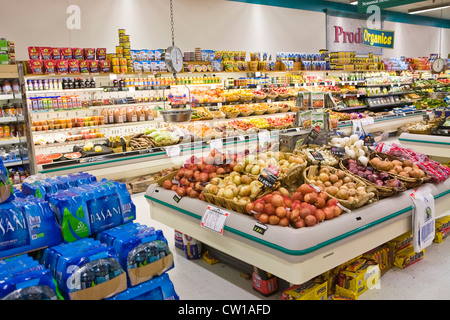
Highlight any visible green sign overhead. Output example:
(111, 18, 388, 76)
(362, 27, 395, 49)
(358, 0, 424, 13)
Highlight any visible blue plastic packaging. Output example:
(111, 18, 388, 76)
(0, 201, 28, 255)
(107, 273, 179, 300)
(45, 240, 125, 300)
(47, 190, 91, 243)
(0, 196, 62, 259)
(0, 158, 14, 205)
(0, 255, 58, 300)
(97, 223, 173, 286)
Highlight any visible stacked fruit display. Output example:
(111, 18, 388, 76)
(161, 150, 238, 200)
(232, 151, 306, 177)
(245, 184, 343, 228)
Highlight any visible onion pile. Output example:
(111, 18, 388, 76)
(369, 157, 426, 179)
(203, 171, 263, 206)
(246, 184, 343, 228)
(308, 167, 372, 204)
(345, 158, 402, 188)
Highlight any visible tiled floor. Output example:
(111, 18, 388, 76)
(133, 192, 450, 300)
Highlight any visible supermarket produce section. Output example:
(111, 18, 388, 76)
(0, 30, 449, 300)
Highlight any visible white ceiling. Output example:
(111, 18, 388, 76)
(327, 0, 450, 19)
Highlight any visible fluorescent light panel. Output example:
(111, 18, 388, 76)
(408, 2, 450, 14)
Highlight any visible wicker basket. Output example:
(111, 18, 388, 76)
(267, 93, 278, 100)
(239, 110, 254, 117)
(368, 152, 427, 189)
(303, 165, 378, 209)
(278, 161, 307, 187)
(339, 157, 405, 198)
(254, 94, 267, 101)
(240, 95, 254, 102)
(266, 106, 279, 114)
(223, 111, 240, 118)
(253, 109, 267, 115)
(278, 105, 290, 113)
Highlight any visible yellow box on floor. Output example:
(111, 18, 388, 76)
(282, 278, 327, 300)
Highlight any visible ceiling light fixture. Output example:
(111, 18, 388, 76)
(408, 2, 450, 14)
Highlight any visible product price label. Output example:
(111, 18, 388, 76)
(258, 167, 279, 188)
(302, 125, 321, 145)
(258, 131, 271, 148)
(253, 222, 268, 235)
(201, 205, 230, 235)
(331, 146, 346, 157)
(165, 145, 181, 157)
(309, 150, 324, 162)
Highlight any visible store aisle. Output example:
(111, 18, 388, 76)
(133, 192, 450, 300)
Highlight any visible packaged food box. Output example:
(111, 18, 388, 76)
(434, 215, 450, 243)
(393, 246, 425, 269)
(362, 244, 391, 274)
(387, 231, 412, 262)
(337, 258, 380, 297)
(282, 277, 327, 300)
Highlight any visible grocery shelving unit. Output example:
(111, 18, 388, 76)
(0, 64, 30, 183)
(22, 69, 436, 180)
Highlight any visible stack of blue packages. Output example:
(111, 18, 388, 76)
(70, 180, 136, 236)
(0, 196, 62, 259)
(46, 190, 91, 243)
(23, 173, 136, 243)
(22, 172, 97, 199)
(0, 255, 59, 300)
(40, 238, 126, 300)
(0, 159, 14, 205)
(96, 222, 173, 287)
(107, 273, 179, 300)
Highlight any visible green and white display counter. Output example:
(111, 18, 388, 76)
(145, 178, 450, 285)
(399, 133, 450, 163)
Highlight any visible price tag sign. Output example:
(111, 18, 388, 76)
(165, 145, 181, 157)
(253, 222, 268, 235)
(201, 205, 230, 235)
(303, 125, 321, 145)
(258, 167, 279, 188)
(309, 150, 324, 161)
(209, 139, 223, 151)
(363, 135, 375, 147)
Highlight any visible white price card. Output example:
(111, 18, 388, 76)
(109, 74, 117, 80)
(201, 205, 230, 235)
(209, 139, 223, 151)
(165, 145, 181, 157)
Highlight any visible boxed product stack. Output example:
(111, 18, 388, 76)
(40, 238, 127, 300)
(96, 222, 176, 300)
(21, 173, 136, 242)
(334, 257, 381, 300)
(282, 276, 328, 300)
(388, 231, 425, 269)
(0, 255, 59, 300)
(0, 39, 15, 65)
(434, 216, 450, 243)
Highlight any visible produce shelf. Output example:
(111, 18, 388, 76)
(144, 179, 450, 285)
